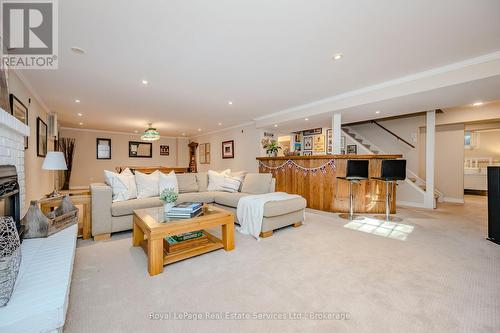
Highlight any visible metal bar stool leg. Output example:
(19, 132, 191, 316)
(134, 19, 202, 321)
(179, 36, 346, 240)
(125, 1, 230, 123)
(339, 180, 364, 221)
(374, 180, 402, 222)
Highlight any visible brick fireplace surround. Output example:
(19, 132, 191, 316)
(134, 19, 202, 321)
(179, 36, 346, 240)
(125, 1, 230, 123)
(0, 109, 29, 211)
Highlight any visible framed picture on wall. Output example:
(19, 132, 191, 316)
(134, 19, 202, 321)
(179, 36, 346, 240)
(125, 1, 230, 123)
(9, 94, 28, 149)
(199, 143, 210, 164)
(303, 136, 313, 150)
(222, 140, 234, 159)
(160, 145, 169, 156)
(346, 144, 357, 155)
(96, 138, 111, 159)
(327, 129, 332, 154)
(303, 128, 322, 136)
(129, 141, 152, 158)
(313, 134, 325, 154)
(36, 117, 47, 157)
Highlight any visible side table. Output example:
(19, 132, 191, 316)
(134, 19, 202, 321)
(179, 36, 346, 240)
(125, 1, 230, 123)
(40, 189, 92, 239)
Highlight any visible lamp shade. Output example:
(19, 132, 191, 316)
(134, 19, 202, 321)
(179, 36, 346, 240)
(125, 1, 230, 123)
(42, 152, 68, 170)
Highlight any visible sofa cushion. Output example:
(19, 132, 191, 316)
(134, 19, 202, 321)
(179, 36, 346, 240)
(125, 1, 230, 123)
(111, 197, 163, 217)
(177, 192, 216, 204)
(135, 171, 160, 199)
(196, 172, 208, 192)
(104, 169, 137, 202)
(241, 173, 272, 194)
(214, 192, 248, 208)
(159, 170, 179, 194)
(207, 169, 231, 191)
(221, 175, 243, 193)
(176, 173, 199, 193)
(263, 196, 307, 217)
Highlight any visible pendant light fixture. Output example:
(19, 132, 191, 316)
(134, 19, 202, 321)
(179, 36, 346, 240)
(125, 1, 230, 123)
(140, 123, 160, 141)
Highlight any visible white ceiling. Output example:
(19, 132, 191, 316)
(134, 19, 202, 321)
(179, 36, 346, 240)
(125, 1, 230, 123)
(17, 0, 500, 136)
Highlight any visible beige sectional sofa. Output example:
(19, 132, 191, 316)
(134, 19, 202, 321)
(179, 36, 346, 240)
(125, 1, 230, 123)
(90, 172, 306, 240)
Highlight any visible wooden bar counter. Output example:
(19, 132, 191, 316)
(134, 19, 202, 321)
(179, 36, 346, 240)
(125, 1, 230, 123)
(257, 155, 402, 214)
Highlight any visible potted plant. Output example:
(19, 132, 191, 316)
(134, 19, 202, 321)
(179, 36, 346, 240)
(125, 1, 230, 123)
(160, 188, 178, 212)
(261, 138, 282, 157)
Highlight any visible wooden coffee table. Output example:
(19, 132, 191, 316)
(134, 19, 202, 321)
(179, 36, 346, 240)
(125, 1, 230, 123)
(132, 204, 235, 276)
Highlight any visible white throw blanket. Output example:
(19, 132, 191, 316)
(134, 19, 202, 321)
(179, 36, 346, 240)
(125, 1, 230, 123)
(236, 192, 301, 240)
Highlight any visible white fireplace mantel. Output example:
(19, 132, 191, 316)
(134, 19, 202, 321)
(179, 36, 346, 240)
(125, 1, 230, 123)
(0, 108, 30, 210)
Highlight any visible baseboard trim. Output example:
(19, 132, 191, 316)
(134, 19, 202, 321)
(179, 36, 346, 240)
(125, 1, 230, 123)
(442, 197, 465, 203)
(69, 186, 90, 190)
(396, 201, 427, 208)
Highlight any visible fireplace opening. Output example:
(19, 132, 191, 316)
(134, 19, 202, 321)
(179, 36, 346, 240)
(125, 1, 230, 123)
(0, 165, 23, 239)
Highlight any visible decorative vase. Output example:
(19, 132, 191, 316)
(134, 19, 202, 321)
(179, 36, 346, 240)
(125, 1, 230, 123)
(164, 202, 174, 212)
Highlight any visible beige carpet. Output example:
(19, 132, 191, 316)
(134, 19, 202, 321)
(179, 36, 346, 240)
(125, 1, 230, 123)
(64, 196, 499, 332)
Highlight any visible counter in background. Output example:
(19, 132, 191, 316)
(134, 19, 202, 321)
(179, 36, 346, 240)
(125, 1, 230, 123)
(257, 155, 403, 214)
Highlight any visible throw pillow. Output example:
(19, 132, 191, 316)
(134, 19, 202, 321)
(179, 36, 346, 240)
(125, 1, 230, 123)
(176, 173, 199, 193)
(103, 169, 137, 202)
(0, 216, 21, 307)
(207, 169, 231, 191)
(221, 175, 242, 193)
(240, 173, 272, 194)
(159, 171, 179, 194)
(135, 170, 160, 199)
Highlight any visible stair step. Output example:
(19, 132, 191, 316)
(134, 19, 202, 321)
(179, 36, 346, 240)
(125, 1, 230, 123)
(418, 184, 440, 199)
(409, 177, 417, 182)
(363, 144, 371, 149)
(371, 150, 379, 154)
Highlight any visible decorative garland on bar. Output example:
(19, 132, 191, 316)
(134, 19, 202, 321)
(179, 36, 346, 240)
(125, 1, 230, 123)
(258, 159, 335, 175)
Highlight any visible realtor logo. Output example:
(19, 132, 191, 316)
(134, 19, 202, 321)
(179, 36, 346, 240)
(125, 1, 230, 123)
(1, 0, 58, 69)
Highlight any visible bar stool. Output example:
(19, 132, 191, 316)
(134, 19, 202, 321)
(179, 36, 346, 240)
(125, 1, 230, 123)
(373, 159, 406, 222)
(337, 160, 369, 220)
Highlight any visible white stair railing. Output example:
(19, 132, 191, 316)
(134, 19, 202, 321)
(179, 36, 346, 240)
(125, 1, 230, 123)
(342, 126, 443, 207)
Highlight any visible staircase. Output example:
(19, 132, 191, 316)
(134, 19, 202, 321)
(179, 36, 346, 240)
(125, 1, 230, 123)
(342, 127, 381, 154)
(341, 126, 443, 208)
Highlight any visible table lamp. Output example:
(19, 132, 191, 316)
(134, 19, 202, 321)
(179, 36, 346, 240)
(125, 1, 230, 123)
(42, 151, 68, 197)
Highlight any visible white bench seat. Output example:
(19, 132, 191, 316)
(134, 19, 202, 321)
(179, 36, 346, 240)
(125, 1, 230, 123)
(0, 225, 77, 333)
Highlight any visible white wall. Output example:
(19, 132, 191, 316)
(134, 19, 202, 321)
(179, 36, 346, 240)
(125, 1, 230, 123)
(352, 114, 465, 202)
(7, 71, 55, 211)
(350, 115, 424, 172)
(464, 129, 500, 162)
(59, 127, 189, 188)
(193, 123, 265, 173)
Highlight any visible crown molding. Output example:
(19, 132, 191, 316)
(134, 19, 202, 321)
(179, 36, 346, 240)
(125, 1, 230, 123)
(59, 126, 187, 139)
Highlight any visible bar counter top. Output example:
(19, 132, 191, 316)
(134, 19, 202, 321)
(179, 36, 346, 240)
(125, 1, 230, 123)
(257, 154, 403, 214)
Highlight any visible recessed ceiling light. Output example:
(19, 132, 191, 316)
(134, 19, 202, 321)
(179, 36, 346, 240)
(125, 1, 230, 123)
(274, 124, 278, 128)
(141, 80, 148, 85)
(182, 132, 186, 136)
(228, 101, 233, 105)
(304, 118, 309, 121)
(70, 46, 85, 55)
(134, 130, 138, 133)
(218, 122, 222, 126)
(473, 101, 484, 106)
(79, 122, 83, 126)
(332, 53, 343, 61)
(197, 128, 202, 132)
(77, 112, 83, 117)
(375, 111, 380, 114)
(74, 99, 80, 103)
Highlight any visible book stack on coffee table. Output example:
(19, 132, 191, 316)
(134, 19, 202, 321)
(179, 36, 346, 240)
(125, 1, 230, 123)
(166, 202, 203, 219)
